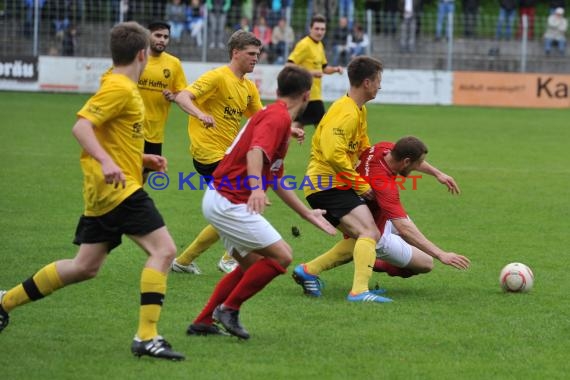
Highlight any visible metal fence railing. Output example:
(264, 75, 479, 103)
(0, 2, 567, 73)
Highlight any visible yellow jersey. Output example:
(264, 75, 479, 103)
(287, 36, 327, 101)
(304, 95, 371, 197)
(77, 73, 145, 216)
(138, 52, 187, 143)
(185, 65, 262, 164)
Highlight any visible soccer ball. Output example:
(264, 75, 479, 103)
(499, 263, 534, 293)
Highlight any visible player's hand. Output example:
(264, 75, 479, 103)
(336, 66, 344, 74)
(436, 172, 460, 195)
(291, 126, 305, 144)
(304, 209, 337, 236)
(439, 252, 470, 270)
(101, 159, 126, 189)
(162, 90, 176, 102)
(247, 189, 270, 214)
(199, 113, 215, 127)
(143, 154, 168, 172)
(312, 70, 323, 78)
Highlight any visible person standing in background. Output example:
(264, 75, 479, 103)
(517, 0, 536, 39)
(495, 0, 518, 40)
(287, 14, 343, 136)
(138, 21, 187, 182)
(462, 0, 479, 38)
(207, 0, 231, 49)
(544, 7, 567, 55)
(435, 0, 454, 41)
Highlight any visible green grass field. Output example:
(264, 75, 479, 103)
(1, 91, 569, 379)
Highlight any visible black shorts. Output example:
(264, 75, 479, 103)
(295, 100, 325, 126)
(306, 188, 365, 227)
(143, 141, 163, 174)
(73, 189, 165, 253)
(193, 159, 220, 183)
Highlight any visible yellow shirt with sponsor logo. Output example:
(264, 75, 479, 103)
(138, 52, 187, 143)
(304, 95, 371, 197)
(287, 36, 327, 101)
(185, 65, 262, 164)
(77, 73, 145, 216)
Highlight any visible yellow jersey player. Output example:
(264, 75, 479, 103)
(287, 14, 343, 138)
(170, 30, 263, 281)
(0, 22, 185, 360)
(292, 56, 391, 303)
(139, 21, 187, 177)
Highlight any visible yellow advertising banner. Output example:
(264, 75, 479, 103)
(453, 72, 570, 108)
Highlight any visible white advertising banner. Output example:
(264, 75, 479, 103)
(183, 63, 452, 105)
(371, 69, 453, 105)
(320, 69, 452, 105)
(38, 56, 112, 93)
(1, 57, 452, 106)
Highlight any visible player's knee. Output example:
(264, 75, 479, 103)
(276, 244, 293, 268)
(162, 241, 177, 262)
(74, 263, 100, 280)
(361, 227, 381, 242)
(279, 252, 293, 268)
(150, 241, 177, 263)
(372, 229, 381, 242)
(417, 256, 434, 273)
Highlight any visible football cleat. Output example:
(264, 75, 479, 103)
(347, 291, 393, 303)
(131, 335, 185, 361)
(186, 323, 229, 336)
(217, 256, 239, 274)
(213, 305, 250, 340)
(370, 288, 388, 295)
(292, 264, 324, 297)
(371, 283, 388, 295)
(171, 259, 202, 275)
(0, 290, 9, 333)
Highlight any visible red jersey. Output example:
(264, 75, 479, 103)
(212, 101, 291, 204)
(356, 142, 408, 234)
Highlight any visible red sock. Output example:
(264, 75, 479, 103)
(223, 258, 286, 310)
(193, 266, 244, 325)
(373, 259, 417, 278)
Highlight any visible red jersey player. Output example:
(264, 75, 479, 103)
(187, 66, 336, 339)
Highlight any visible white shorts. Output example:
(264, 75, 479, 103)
(202, 188, 282, 257)
(375, 219, 413, 268)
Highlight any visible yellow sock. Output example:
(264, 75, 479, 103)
(175, 224, 220, 265)
(137, 268, 167, 340)
(306, 238, 356, 275)
(350, 237, 377, 295)
(2, 262, 64, 312)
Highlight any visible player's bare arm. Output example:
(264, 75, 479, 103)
(392, 217, 470, 270)
(273, 185, 337, 236)
(72, 118, 125, 188)
(246, 148, 270, 214)
(143, 154, 168, 172)
(417, 161, 460, 194)
(162, 89, 178, 102)
(173, 90, 215, 127)
(323, 65, 343, 75)
(291, 126, 305, 144)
